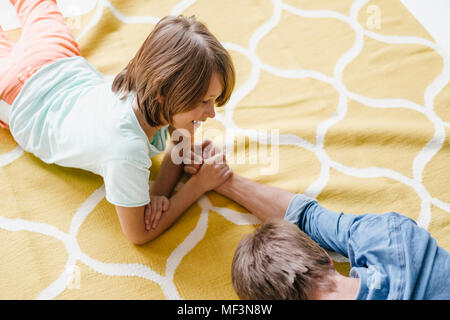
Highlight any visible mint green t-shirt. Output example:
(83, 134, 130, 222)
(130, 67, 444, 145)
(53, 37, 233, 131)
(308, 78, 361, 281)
(10, 56, 168, 207)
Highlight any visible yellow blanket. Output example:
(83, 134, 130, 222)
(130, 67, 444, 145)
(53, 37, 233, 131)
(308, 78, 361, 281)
(1, 0, 449, 299)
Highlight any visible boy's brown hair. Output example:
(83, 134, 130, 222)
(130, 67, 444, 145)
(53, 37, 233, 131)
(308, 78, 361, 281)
(231, 219, 336, 300)
(112, 15, 235, 127)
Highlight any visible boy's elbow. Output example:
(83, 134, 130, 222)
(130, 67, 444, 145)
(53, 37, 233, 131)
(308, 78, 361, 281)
(127, 235, 149, 246)
(115, 205, 163, 245)
(125, 228, 161, 246)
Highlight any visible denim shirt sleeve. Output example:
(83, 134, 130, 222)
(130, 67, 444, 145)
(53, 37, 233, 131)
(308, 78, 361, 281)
(285, 195, 450, 299)
(285, 196, 401, 298)
(285, 194, 358, 257)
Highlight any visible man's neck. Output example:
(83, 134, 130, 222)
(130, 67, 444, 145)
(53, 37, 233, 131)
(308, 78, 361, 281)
(311, 271, 360, 300)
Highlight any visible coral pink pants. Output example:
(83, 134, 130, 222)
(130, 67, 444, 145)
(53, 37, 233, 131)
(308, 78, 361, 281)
(0, 0, 81, 130)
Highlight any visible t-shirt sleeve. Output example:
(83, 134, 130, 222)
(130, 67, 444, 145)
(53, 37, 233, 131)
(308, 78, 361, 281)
(102, 159, 150, 207)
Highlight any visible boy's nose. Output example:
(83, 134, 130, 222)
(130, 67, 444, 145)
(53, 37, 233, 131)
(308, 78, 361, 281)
(205, 103, 215, 119)
(209, 103, 216, 118)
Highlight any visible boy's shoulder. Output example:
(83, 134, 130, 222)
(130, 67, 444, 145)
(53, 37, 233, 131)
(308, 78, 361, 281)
(105, 137, 151, 167)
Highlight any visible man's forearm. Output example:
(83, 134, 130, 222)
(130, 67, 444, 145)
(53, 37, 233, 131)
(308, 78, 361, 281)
(215, 174, 296, 222)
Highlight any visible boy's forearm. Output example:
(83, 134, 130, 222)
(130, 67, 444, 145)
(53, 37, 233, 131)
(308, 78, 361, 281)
(150, 143, 183, 198)
(141, 176, 205, 242)
(215, 174, 296, 222)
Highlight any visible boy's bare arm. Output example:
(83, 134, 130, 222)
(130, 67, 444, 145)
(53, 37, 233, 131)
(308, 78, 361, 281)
(116, 153, 232, 245)
(150, 139, 183, 198)
(115, 176, 205, 245)
(214, 174, 296, 222)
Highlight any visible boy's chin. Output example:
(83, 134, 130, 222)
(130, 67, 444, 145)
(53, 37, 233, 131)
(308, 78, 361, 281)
(172, 124, 195, 137)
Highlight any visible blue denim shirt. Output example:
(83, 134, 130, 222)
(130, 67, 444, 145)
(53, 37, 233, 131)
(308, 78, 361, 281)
(284, 194, 450, 300)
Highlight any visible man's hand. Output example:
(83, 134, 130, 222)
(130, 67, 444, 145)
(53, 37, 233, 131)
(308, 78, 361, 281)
(191, 152, 233, 193)
(145, 195, 170, 230)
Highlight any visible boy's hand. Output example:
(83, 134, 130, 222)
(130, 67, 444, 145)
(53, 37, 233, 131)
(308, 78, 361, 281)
(183, 139, 222, 175)
(192, 152, 233, 193)
(145, 195, 170, 230)
(183, 145, 203, 175)
(202, 139, 222, 159)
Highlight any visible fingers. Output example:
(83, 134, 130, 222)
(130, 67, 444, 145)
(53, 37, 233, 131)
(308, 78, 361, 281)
(163, 197, 170, 212)
(204, 152, 225, 165)
(152, 197, 170, 230)
(147, 200, 157, 231)
(147, 196, 170, 231)
(202, 141, 214, 158)
(221, 152, 227, 164)
(192, 153, 203, 165)
(201, 139, 213, 148)
(151, 200, 162, 230)
(203, 144, 214, 159)
(183, 148, 203, 168)
(184, 150, 222, 176)
(224, 167, 233, 180)
(145, 204, 151, 231)
(185, 141, 224, 175)
(184, 165, 198, 175)
(211, 165, 233, 189)
(220, 165, 233, 180)
(212, 162, 232, 177)
(152, 207, 163, 230)
(202, 140, 223, 160)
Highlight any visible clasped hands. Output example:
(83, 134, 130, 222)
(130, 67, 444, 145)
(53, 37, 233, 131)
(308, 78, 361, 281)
(145, 140, 232, 230)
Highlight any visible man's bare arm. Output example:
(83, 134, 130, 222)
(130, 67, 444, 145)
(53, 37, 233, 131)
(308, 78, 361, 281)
(214, 174, 296, 222)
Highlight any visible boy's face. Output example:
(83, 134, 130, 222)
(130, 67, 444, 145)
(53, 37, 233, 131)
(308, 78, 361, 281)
(171, 72, 223, 136)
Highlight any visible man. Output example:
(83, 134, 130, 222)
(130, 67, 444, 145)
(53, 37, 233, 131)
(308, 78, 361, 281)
(214, 174, 450, 300)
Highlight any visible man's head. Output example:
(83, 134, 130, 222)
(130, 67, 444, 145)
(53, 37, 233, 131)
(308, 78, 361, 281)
(231, 219, 336, 300)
